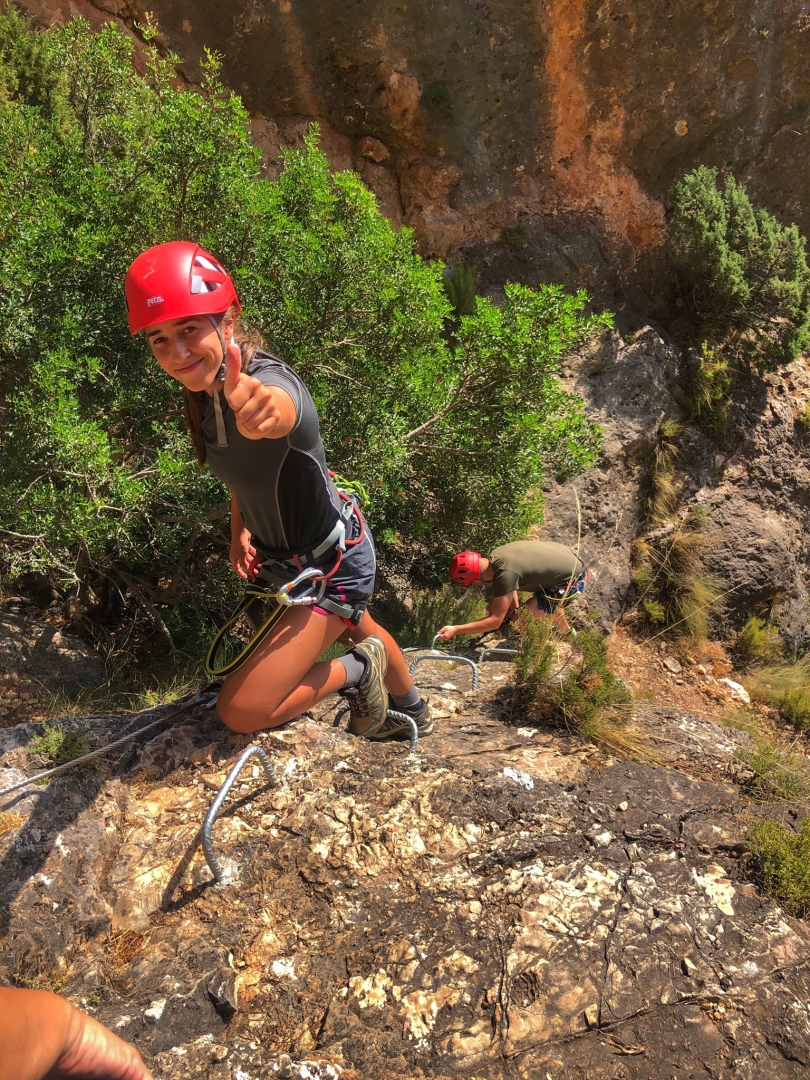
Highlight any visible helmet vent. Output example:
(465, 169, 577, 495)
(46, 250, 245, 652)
(191, 275, 223, 294)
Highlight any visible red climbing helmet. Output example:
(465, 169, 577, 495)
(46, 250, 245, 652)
(124, 241, 240, 335)
(450, 551, 482, 586)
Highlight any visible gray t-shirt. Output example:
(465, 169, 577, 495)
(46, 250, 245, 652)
(488, 541, 585, 598)
(201, 350, 343, 553)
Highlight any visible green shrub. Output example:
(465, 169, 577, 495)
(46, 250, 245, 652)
(747, 817, 810, 915)
(512, 618, 639, 755)
(736, 616, 783, 668)
(669, 165, 810, 370)
(372, 584, 486, 649)
(443, 263, 478, 319)
(512, 608, 554, 709)
(29, 723, 91, 767)
(0, 9, 608, 660)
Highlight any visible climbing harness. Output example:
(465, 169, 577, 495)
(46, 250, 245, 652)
(205, 479, 367, 678)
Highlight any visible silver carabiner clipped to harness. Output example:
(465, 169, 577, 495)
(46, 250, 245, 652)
(276, 566, 327, 607)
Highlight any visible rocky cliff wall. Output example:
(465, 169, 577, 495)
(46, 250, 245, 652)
(16, 0, 810, 308)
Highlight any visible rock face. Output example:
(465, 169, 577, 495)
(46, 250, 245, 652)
(541, 327, 810, 649)
(15, 0, 810, 305)
(2, 660, 810, 1078)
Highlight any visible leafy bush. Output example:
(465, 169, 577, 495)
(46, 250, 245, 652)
(370, 584, 485, 649)
(669, 165, 810, 370)
(747, 817, 810, 916)
(0, 9, 608, 659)
(29, 723, 91, 768)
(512, 616, 639, 756)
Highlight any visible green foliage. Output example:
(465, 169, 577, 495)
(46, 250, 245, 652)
(500, 223, 530, 251)
(29, 722, 91, 767)
(797, 402, 810, 430)
(0, 9, 607, 660)
(373, 584, 486, 649)
(686, 343, 733, 440)
(512, 616, 638, 755)
(442, 263, 479, 319)
(747, 817, 810, 915)
(669, 165, 810, 370)
(512, 608, 554, 709)
(736, 615, 783, 668)
(745, 657, 810, 732)
(552, 630, 633, 739)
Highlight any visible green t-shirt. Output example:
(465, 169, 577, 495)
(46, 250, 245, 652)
(487, 541, 585, 598)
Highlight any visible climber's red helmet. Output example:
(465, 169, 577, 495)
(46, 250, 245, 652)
(450, 551, 482, 587)
(124, 241, 240, 335)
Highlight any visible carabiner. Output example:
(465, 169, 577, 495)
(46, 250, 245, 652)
(276, 566, 326, 607)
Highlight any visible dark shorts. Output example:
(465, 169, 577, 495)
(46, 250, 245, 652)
(534, 567, 590, 615)
(310, 521, 376, 626)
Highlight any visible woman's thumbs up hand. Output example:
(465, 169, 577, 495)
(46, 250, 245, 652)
(221, 341, 293, 440)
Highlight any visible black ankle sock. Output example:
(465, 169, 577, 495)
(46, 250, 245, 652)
(391, 687, 422, 711)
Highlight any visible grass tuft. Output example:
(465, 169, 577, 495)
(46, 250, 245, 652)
(737, 738, 810, 800)
(735, 615, 783, 668)
(745, 657, 810, 732)
(747, 817, 810, 916)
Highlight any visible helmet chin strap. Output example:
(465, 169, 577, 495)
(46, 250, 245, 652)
(209, 314, 231, 382)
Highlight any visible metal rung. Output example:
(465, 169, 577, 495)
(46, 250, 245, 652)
(478, 647, 519, 663)
(201, 745, 278, 884)
(409, 651, 479, 691)
(384, 710, 420, 753)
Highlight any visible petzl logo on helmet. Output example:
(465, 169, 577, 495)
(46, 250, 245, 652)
(146, 295, 164, 307)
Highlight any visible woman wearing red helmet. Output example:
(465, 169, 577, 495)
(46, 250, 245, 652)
(125, 242, 430, 740)
(439, 541, 589, 640)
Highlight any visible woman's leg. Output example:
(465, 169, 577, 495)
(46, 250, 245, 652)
(338, 611, 414, 697)
(216, 606, 347, 734)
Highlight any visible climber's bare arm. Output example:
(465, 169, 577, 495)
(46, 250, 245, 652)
(437, 592, 514, 640)
(0, 987, 153, 1080)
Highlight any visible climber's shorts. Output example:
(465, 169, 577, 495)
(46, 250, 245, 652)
(534, 567, 590, 614)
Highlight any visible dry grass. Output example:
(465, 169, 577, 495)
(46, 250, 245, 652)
(0, 810, 24, 837)
(105, 929, 147, 988)
(745, 657, 810, 732)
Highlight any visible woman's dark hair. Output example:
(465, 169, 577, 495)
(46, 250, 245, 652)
(181, 306, 266, 466)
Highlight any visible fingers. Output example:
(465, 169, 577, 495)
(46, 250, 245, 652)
(222, 341, 242, 399)
(227, 376, 282, 440)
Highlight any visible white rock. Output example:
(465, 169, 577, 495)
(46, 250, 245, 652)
(144, 998, 167, 1021)
(719, 678, 751, 704)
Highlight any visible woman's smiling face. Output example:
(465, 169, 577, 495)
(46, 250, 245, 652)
(145, 312, 234, 393)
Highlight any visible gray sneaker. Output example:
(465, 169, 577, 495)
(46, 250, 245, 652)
(367, 695, 434, 741)
(343, 637, 389, 738)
